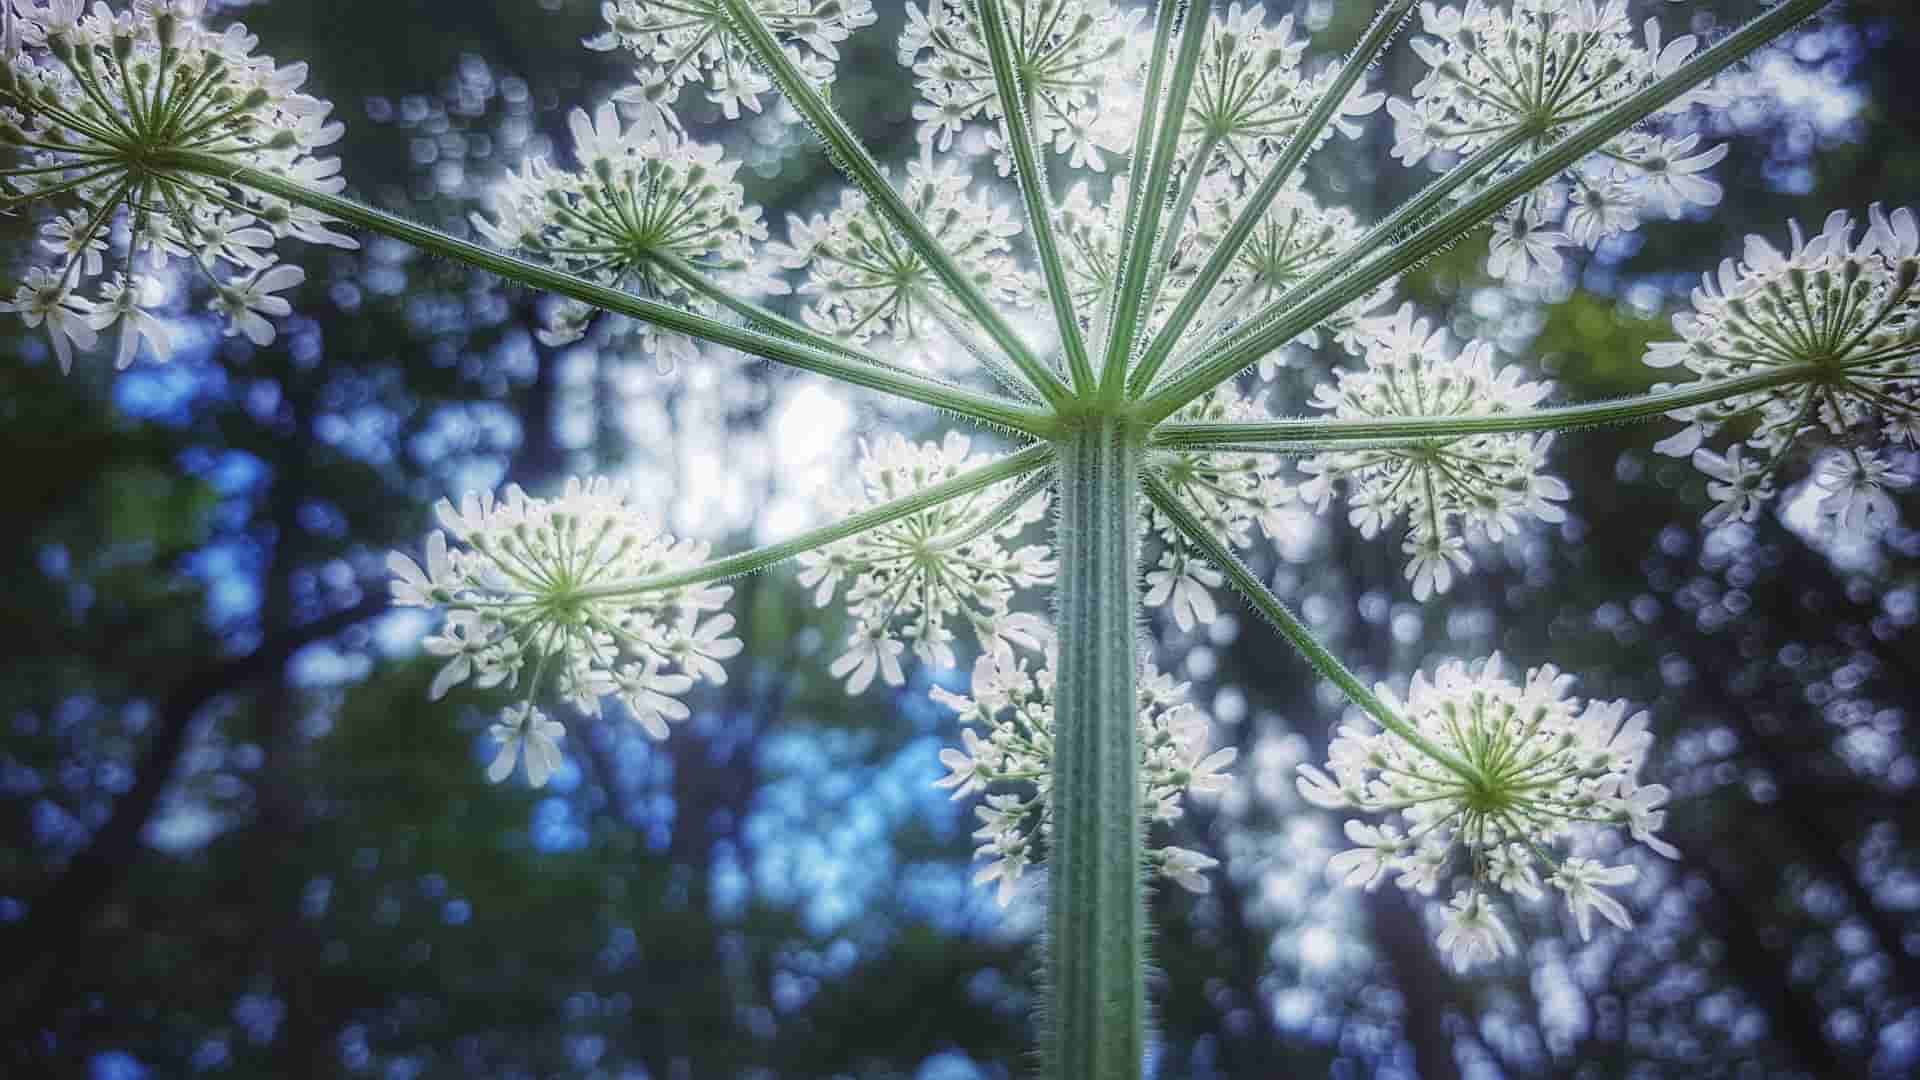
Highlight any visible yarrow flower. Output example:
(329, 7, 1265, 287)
(586, 0, 877, 128)
(932, 643, 1236, 905)
(1298, 653, 1677, 970)
(1393, 0, 1731, 283)
(799, 432, 1054, 691)
(0, 0, 356, 367)
(1647, 207, 1920, 534)
(1299, 304, 1569, 599)
(471, 103, 776, 370)
(388, 477, 742, 784)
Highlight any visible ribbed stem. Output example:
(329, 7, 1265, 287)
(1047, 420, 1145, 1079)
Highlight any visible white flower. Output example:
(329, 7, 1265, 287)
(1395, 3, 1729, 283)
(1, 267, 96, 373)
(769, 159, 1028, 354)
(934, 642, 1232, 902)
(210, 264, 304, 347)
(587, 0, 875, 127)
(1647, 208, 1920, 535)
(389, 476, 739, 781)
(802, 432, 1052, 691)
(1436, 890, 1517, 972)
(488, 704, 566, 789)
(1551, 857, 1638, 941)
(1144, 549, 1223, 632)
(1303, 654, 1673, 959)
(1812, 450, 1908, 534)
(1303, 306, 1565, 598)
(900, 0, 1140, 174)
(0, 0, 353, 366)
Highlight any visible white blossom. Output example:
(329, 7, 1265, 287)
(389, 477, 740, 784)
(0, 0, 353, 366)
(587, 0, 876, 127)
(1648, 208, 1920, 535)
(1300, 654, 1674, 968)
(800, 432, 1054, 690)
(1300, 305, 1567, 598)
(933, 643, 1234, 903)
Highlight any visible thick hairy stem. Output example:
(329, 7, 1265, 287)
(1048, 420, 1146, 1079)
(717, 0, 1074, 411)
(1149, 364, 1821, 448)
(153, 150, 1062, 439)
(1138, 0, 1833, 422)
(1144, 474, 1473, 777)
(1128, 0, 1418, 397)
(576, 443, 1052, 600)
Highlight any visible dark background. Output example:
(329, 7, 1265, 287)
(3, 0, 1919, 1076)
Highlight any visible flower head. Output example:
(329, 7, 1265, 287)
(389, 477, 740, 783)
(800, 432, 1054, 689)
(770, 157, 1028, 356)
(933, 643, 1235, 904)
(1648, 208, 1920, 533)
(1394, 2, 1731, 281)
(0, 0, 353, 365)
(1299, 653, 1673, 968)
(1299, 305, 1567, 598)
(587, 0, 876, 127)
(472, 108, 773, 370)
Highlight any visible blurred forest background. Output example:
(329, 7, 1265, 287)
(3, 0, 1919, 1076)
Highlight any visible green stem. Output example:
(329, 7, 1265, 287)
(1097, 0, 1213, 403)
(716, 0, 1075, 412)
(152, 149, 1062, 439)
(1137, 0, 1832, 423)
(1142, 473, 1475, 779)
(576, 443, 1052, 600)
(1126, 0, 1417, 397)
(1048, 419, 1146, 1079)
(972, 0, 1094, 396)
(1149, 364, 1818, 448)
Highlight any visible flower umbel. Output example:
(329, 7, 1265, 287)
(0, 0, 356, 366)
(1298, 654, 1676, 970)
(1649, 207, 1920, 532)
(933, 643, 1235, 904)
(389, 477, 741, 782)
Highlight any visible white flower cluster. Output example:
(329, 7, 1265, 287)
(901, 0, 1141, 172)
(389, 477, 741, 787)
(1188, 5, 1383, 174)
(471, 103, 776, 370)
(1299, 304, 1569, 599)
(1187, 175, 1392, 371)
(1296, 654, 1677, 971)
(933, 643, 1236, 904)
(0, 0, 355, 369)
(770, 157, 1028, 351)
(1146, 386, 1294, 630)
(1395, 0, 1730, 285)
(1648, 207, 1919, 534)
(586, 0, 876, 127)
(800, 432, 1054, 692)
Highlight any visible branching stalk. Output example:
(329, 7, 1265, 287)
(972, 0, 1095, 396)
(716, 0, 1076, 411)
(1150, 364, 1820, 449)
(153, 150, 1063, 439)
(577, 443, 1052, 600)
(1138, 0, 1832, 422)
(1144, 473, 1475, 778)
(1127, 0, 1419, 397)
